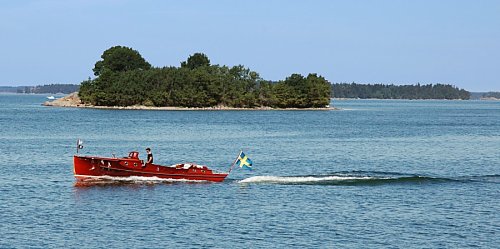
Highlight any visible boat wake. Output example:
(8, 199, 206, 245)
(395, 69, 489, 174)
(238, 171, 500, 186)
(74, 175, 208, 187)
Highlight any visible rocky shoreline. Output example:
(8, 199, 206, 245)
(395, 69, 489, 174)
(43, 92, 337, 111)
(43, 92, 83, 107)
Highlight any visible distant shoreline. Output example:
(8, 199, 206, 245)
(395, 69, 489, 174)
(43, 92, 338, 111)
(333, 98, 468, 101)
(332, 97, 499, 101)
(479, 97, 500, 101)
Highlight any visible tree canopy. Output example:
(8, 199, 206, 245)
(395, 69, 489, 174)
(181, 53, 211, 69)
(79, 46, 332, 108)
(93, 46, 151, 76)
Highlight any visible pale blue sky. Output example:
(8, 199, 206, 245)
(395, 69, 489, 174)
(1, 0, 499, 91)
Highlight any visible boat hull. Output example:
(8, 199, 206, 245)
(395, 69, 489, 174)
(73, 155, 228, 182)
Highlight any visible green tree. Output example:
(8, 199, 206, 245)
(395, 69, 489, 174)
(93, 46, 151, 76)
(305, 74, 331, 107)
(181, 53, 211, 70)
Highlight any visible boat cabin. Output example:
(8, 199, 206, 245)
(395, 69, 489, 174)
(128, 151, 139, 159)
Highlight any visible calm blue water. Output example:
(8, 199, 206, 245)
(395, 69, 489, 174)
(0, 94, 498, 248)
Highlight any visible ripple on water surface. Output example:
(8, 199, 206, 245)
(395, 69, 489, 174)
(0, 95, 499, 248)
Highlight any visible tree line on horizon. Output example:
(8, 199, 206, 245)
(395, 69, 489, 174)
(78, 46, 332, 108)
(17, 84, 80, 94)
(332, 83, 470, 100)
(480, 92, 500, 99)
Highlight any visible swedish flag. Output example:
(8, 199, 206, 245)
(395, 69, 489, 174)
(236, 151, 253, 170)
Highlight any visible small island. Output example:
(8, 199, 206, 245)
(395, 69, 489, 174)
(53, 46, 332, 110)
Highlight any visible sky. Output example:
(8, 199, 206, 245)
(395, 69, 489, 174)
(0, 0, 499, 91)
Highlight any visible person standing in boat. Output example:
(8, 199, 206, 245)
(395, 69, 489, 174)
(144, 148, 153, 167)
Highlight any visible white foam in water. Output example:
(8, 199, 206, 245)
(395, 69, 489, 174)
(81, 175, 207, 183)
(238, 175, 373, 184)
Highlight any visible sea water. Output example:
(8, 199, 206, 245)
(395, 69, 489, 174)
(0, 94, 498, 248)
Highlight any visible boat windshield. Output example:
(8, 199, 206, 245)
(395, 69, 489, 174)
(128, 151, 139, 159)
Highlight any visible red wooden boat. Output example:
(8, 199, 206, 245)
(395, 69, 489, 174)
(74, 151, 229, 182)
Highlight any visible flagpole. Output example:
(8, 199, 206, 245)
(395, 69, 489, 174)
(227, 150, 242, 174)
